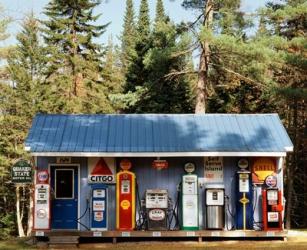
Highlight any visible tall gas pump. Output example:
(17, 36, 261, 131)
(90, 184, 108, 231)
(236, 159, 253, 230)
(116, 159, 136, 230)
(181, 163, 198, 230)
(262, 175, 283, 231)
(33, 170, 51, 230)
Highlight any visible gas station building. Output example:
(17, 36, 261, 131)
(25, 113, 293, 241)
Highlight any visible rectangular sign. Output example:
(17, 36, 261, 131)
(122, 231, 131, 237)
(93, 200, 105, 211)
(204, 157, 223, 183)
(88, 158, 116, 184)
(93, 231, 102, 237)
(56, 157, 71, 164)
(152, 231, 161, 237)
(268, 212, 279, 222)
(11, 160, 32, 183)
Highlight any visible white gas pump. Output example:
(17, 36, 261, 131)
(34, 183, 51, 230)
(145, 189, 168, 230)
(34, 170, 51, 230)
(181, 163, 198, 230)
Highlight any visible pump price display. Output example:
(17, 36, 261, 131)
(93, 200, 105, 211)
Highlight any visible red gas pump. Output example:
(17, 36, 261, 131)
(116, 159, 136, 230)
(262, 175, 283, 231)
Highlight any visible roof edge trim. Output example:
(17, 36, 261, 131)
(29, 151, 287, 157)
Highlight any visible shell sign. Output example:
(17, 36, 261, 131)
(252, 158, 277, 184)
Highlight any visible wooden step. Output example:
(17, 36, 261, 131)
(49, 236, 79, 245)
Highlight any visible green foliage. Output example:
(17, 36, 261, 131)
(122, 1, 193, 113)
(0, 213, 16, 239)
(121, 0, 136, 72)
(41, 0, 114, 113)
(155, 0, 166, 25)
(124, 0, 151, 95)
(137, 0, 150, 41)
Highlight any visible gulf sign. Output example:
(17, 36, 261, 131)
(88, 158, 116, 184)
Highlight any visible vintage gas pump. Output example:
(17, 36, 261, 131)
(145, 189, 169, 230)
(236, 159, 253, 230)
(91, 184, 108, 231)
(116, 159, 136, 230)
(181, 163, 198, 230)
(262, 175, 283, 231)
(33, 170, 51, 230)
(205, 184, 225, 229)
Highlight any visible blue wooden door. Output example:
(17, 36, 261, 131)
(51, 166, 78, 229)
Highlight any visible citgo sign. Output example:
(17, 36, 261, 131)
(88, 157, 116, 183)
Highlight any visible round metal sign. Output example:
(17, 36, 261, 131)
(265, 175, 277, 188)
(238, 158, 249, 169)
(120, 159, 132, 170)
(184, 162, 195, 173)
(37, 170, 49, 184)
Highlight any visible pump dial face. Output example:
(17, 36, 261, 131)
(238, 158, 249, 169)
(184, 163, 195, 173)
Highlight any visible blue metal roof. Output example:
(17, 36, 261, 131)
(25, 114, 293, 154)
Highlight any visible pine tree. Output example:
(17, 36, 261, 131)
(7, 14, 45, 117)
(0, 8, 16, 240)
(260, 0, 307, 228)
(155, 0, 166, 26)
(124, 0, 151, 96)
(41, 0, 113, 113)
(103, 36, 124, 105)
(117, 0, 193, 113)
(182, 0, 282, 113)
(137, 0, 150, 41)
(121, 0, 136, 72)
(0, 13, 37, 239)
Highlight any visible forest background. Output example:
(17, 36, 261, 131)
(0, 0, 305, 238)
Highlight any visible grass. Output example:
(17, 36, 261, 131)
(76, 241, 307, 250)
(1, 237, 307, 250)
(0, 238, 35, 250)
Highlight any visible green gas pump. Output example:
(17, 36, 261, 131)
(181, 163, 199, 230)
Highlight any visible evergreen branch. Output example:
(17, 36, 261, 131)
(170, 43, 199, 58)
(188, 13, 204, 28)
(210, 63, 270, 90)
(163, 70, 198, 79)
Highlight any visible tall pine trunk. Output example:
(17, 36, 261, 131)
(195, 0, 213, 114)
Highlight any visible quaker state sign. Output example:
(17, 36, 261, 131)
(11, 159, 33, 183)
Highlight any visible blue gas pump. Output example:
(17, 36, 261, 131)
(236, 170, 253, 230)
(90, 184, 108, 231)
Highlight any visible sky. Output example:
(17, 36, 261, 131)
(0, 0, 277, 47)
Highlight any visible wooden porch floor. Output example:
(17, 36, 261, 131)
(33, 229, 287, 239)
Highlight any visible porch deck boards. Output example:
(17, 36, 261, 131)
(33, 230, 287, 238)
